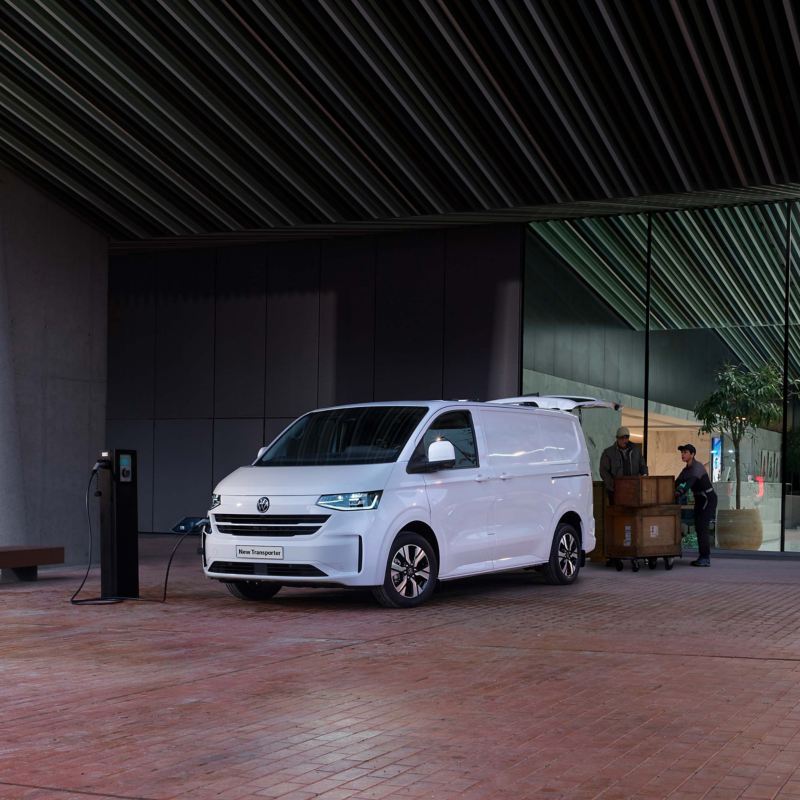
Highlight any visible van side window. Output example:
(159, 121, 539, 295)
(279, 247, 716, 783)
(416, 411, 478, 469)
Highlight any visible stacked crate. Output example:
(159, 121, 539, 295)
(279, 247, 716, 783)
(605, 477, 682, 561)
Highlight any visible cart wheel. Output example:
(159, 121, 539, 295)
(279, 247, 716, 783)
(631, 559, 640, 572)
(614, 559, 624, 572)
(648, 557, 658, 570)
(664, 557, 674, 571)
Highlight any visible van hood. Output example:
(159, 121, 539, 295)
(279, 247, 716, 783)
(214, 463, 397, 496)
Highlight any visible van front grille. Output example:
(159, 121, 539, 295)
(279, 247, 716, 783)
(213, 514, 329, 536)
(209, 561, 327, 577)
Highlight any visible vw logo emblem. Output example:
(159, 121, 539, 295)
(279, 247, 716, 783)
(257, 497, 270, 513)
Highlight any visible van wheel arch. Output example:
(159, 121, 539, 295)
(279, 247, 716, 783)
(372, 531, 439, 608)
(393, 520, 440, 568)
(543, 521, 581, 585)
(557, 511, 583, 547)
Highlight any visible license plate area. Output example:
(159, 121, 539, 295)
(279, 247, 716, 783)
(236, 545, 283, 560)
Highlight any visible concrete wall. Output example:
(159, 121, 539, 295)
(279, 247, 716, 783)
(108, 225, 523, 532)
(0, 168, 108, 564)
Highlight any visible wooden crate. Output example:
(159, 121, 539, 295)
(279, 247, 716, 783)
(604, 505, 682, 559)
(613, 475, 675, 507)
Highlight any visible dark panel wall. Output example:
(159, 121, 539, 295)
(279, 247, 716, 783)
(214, 247, 267, 419)
(375, 233, 446, 400)
(649, 329, 737, 409)
(318, 238, 376, 407)
(266, 242, 321, 418)
(107, 255, 155, 420)
(109, 225, 523, 531)
(444, 227, 523, 400)
(523, 230, 738, 409)
(524, 232, 645, 400)
(155, 251, 215, 419)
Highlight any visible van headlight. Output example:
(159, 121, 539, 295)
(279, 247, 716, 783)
(211, 493, 221, 509)
(317, 491, 382, 510)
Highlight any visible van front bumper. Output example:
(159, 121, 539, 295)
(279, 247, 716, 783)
(202, 497, 386, 586)
(204, 529, 369, 584)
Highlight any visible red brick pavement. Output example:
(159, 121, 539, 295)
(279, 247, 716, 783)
(3, 538, 800, 799)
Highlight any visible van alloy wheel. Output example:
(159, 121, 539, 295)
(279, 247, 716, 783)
(390, 543, 430, 598)
(543, 523, 581, 585)
(372, 531, 439, 608)
(557, 530, 579, 577)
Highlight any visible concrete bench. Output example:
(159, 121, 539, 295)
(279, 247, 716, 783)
(0, 546, 65, 582)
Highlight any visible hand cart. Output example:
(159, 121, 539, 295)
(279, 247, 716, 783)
(604, 504, 682, 571)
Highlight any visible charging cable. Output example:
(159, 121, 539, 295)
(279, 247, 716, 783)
(70, 462, 195, 605)
(70, 464, 120, 605)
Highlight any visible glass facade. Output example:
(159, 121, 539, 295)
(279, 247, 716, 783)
(524, 202, 799, 552)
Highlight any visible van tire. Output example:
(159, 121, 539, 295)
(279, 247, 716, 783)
(542, 523, 581, 585)
(224, 580, 282, 601)
(372, 531, 438, 608)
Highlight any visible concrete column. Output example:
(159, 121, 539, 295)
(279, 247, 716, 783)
(0, 168, 108, 562)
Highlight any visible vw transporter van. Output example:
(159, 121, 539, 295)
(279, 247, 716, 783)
(202, 400, 595, 608)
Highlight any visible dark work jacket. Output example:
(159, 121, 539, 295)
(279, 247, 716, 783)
(599, 443, 648, 492)
(676, 460, 716, 511)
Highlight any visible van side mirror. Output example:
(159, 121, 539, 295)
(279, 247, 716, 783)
(256, 446, 268, 461)
(407, 439, 457, 473)
(428, 439, 456, 469)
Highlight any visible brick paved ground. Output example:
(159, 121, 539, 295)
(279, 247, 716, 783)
(3, 538, 800, 800)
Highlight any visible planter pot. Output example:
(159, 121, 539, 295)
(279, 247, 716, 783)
(715, 508, 763, 550)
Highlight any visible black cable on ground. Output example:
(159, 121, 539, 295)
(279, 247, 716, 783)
(160, 529, 193, 603)
(106, 528, 193, 604)
(71, 468, 196, 605)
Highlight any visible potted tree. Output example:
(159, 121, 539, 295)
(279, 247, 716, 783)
(694, 363, 783, 549)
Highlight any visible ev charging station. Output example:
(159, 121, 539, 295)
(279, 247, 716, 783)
(97, 449, 139, 599)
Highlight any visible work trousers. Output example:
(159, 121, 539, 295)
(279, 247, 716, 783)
(694, 494, 718, 560)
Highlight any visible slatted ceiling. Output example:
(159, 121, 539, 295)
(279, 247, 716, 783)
(2, 1, 800, 243)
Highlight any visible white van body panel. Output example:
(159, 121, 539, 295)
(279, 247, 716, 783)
(475, 405, 592, 571)
(216, 463, 396, 497)
(203, 400, 595, 591)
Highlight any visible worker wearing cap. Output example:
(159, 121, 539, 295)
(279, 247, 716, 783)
(676, 444, 717, 567)
(599, 426, 648, 504)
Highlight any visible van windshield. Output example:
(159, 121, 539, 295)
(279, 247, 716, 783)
(256, 406, 428, 466)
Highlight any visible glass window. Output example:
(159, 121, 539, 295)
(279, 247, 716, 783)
(524, 215, 647, 479)
(784, 203, 800, 551)
(525, 203, 800, 551)
(415, 411, 478, 469)
(258, 406, 427, 466)
(649, 205, 787, 552)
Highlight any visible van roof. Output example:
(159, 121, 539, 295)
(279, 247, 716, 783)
(309, 399, 575, 415)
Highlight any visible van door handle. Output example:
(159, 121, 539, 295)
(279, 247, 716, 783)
(474, 474, 489, 483)
(499, 473, 510, 481)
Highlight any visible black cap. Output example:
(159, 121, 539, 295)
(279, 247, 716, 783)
(677, 443, 696, 455)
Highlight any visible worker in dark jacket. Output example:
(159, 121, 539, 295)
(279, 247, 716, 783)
(599, 426, 648, 504)
(675, 443, 717, 567)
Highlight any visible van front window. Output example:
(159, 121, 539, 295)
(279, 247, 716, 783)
(257, 406, 428, 466)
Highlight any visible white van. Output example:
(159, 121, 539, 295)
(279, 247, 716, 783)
(202, 400, 595, 608)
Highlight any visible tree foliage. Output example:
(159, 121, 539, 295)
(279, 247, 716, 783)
(693, 363, 783, 509)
